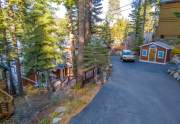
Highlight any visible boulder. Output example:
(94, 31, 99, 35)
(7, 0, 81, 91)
(54, 106, 66, 114)
(168, 67, 176, 73)
(173, 72, 179, 79)
(172, 56, 180, 64)
(170, 70, 176, 76)
(52, 117, 62, 124)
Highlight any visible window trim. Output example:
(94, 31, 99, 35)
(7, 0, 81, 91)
(142, 49, 148, 57)
(158, 51, 165, 59)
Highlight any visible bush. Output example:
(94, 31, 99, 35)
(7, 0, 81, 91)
(172, 48, 180, 56)
(39, 118, 50, 124)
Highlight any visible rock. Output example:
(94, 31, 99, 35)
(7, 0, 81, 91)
(52, 117, 62, 124)
(172, 56, 180, 64)
(173, 72, 179, 79)
(170, 70, 176, 76)
(168, 69, 171, 74)
(58, 113, 64, 117)
(177, 76, 180, 81)
(54, 106, 66, 114)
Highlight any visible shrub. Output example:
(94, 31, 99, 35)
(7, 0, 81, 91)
(172, 48, 180, 56)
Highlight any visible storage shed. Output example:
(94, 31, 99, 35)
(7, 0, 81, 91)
(139, 42, 173, 64)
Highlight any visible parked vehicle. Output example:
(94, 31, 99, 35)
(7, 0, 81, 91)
(120, 50, 135, 62)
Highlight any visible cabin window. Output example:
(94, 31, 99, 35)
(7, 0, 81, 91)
(158, 51, 165, 59)
(142, 49, 148, 57)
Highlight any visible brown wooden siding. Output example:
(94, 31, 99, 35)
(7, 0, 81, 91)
(156, 2, 180, 39)
(140, 45, 149, 61)
(156, 47, 166, 63)
(166, 49, 171, 62)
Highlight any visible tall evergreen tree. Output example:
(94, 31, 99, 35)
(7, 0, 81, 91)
(91, 0, 103, 34)
(0, 0, 25, 95)
(129, 0, 143, 51)
(23, 0, 62, 88)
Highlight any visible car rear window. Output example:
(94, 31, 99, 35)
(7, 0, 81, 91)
(123, 51, 132, 55)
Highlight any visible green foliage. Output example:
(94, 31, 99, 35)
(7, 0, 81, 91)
(129, 0, 160, 51)
(111, 18, 131, 42)
(174, 12, 180, 18)
(39, 118, 50, 124)
(94, 21, 113, 46)
(83, 37, 109, 70)
(129, 1, 143, 51)
(92, 0, 103, 24)
(23, 0, 62, 74)
(0, 0, 24, 60)
(55, 18, 68, 42)
(173, 48, 180, 56)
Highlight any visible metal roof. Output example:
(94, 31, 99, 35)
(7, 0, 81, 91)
(140, 41, 173, 49)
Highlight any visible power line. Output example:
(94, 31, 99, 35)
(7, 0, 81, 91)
(110, 2, 133, 12)
(111, 8, 132, 15)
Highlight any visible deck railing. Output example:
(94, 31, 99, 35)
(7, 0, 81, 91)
(0, 89, 14, 119)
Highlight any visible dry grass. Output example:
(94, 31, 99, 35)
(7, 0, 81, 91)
(34, 83, 101, 124)
(61, 83, 101, 124)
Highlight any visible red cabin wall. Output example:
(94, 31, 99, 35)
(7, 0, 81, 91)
(166, 49, 171, 63)
(140, 45, 149, 61)
(156, 46, 166, 63)
(140, 44, 172, 64)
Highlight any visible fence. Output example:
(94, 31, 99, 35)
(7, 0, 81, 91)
(0, 89, 14, 119)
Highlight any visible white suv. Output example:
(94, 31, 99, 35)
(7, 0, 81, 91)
(120, 50, 135, 62)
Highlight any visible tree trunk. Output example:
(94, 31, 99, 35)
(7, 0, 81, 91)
(13, 34, 23, 95)
(85, 0, 92, 42)
(67, 8, 77, 76)
(8, 3, 23, 95)
(77, 0, 85, 86)
(2, 30, 16, 95)
(0, 0, 15, 95)
(142, 0, 147, 36)
(136, 0, 142, 41)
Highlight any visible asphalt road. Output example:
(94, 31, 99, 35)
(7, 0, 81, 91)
(70, 56, 180, 124)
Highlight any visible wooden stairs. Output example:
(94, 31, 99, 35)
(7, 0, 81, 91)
(0, 87, 14, 119)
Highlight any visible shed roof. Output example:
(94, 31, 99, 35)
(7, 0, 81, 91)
(140, 41, 173, 49)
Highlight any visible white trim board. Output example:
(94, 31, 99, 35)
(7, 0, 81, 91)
(139, 59, 167, 65)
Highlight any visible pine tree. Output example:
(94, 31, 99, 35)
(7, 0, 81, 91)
(111, 18, 131, 43)
(60, 0, 78, 76)
(0, 0, 25, 95)
(83, 37, 109, 82)
(23, 0, 62, 88)
(129, 0, 143, 51)
(91, 0, 103, 34)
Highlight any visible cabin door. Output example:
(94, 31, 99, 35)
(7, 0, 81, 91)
(149, 48, 156, 62)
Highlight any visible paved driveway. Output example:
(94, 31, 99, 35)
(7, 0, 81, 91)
(70, 56, 180, 124)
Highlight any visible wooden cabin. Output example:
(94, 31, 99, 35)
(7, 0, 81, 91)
(52, 64, 73, 80)
(156, 0, 180, 39)
(139, 41, 173, 64)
